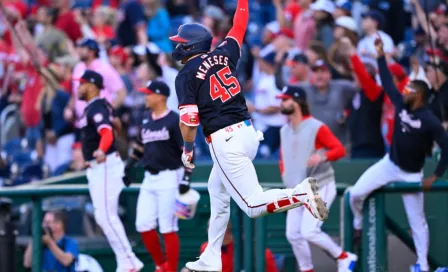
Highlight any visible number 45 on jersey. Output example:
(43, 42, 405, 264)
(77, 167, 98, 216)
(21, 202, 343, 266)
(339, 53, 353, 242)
(210, 67, 241, 103)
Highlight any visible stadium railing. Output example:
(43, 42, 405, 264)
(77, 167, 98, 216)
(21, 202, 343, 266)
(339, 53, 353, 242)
(342, 181, 448, 272)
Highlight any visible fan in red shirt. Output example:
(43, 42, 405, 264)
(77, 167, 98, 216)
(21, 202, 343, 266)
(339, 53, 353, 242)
(52, 0, 82, 42)
(184, 222, 278, 272)
(343, 38, 409, 147)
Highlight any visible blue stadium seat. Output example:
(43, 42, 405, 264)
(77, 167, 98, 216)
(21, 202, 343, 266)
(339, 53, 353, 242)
(8, 176, 32, 186)
(52, 162, 71, 176)
(21, 163, 45, 180)
(11, 151, 34, 167)
(3, 138, 23, 157)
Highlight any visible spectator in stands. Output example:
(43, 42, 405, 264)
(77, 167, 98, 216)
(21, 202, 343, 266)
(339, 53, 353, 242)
(283, 52, 310, 85)
(340, 37, 385, 158)
(52, 0, 82, 43)
(426, 60, 448, 124)
(116, 0, 148, 47)
(357, 10, 394, 62)
(91, 7, 116, 44)
(36, 68, 74, 173)
(143, 0, 173, 53)
(293, 0, 315, 51)
(24, 210, 79, 272)
(249, 51, 286, 158)
(67, 38, 126, 139)
(333, 0, 352, 19)
(345, 37, 409, 149)
(202, 5, 226, 49)
(108, 45, 133, 93)
(328, 16, 358, 80)
(299, 59, 356, 146)
(181, 222, 278, 272)
(35, 6, 69, 62)
(310, 0, 335, 50)
(411, 0, 448, 57)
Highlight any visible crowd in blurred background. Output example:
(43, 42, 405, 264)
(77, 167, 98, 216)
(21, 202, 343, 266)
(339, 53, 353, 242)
(0, 0, 447, 187)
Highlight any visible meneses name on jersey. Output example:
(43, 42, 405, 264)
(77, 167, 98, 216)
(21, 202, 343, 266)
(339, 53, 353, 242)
(196, 55, 230, 80)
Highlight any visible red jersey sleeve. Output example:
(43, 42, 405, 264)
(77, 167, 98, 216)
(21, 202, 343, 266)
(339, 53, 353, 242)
(315, 125, 346, 161)
(98, 127, 114, 153)
(226, 0, 248, 47)
(349, 54, 383, 101)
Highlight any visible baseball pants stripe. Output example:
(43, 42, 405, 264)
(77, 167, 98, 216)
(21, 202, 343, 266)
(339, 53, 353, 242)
(199, 124, 297, 266)
(87, 154, 142, 271)
(286, 181, 342, 271)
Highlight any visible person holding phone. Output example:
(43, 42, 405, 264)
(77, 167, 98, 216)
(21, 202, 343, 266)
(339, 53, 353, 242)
(23, 210, 79, 272)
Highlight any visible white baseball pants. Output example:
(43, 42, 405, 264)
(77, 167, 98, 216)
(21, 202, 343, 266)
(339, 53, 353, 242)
(286, 181, 342, 271)
(86, 153, 143, 272)
(349, 155, 428, 271)
(200, 122, 297, 265)
(135, 169, 183, 233)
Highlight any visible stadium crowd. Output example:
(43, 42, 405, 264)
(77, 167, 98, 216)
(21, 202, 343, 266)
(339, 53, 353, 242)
(0, 0, 447, 183)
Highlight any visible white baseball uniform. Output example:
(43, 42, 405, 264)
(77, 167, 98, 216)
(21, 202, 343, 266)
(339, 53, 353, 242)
(350, 155, 428, 271)
(135, 168, 184, 233)
(86, 153, 143, 272)
(81, 97, 143, 272)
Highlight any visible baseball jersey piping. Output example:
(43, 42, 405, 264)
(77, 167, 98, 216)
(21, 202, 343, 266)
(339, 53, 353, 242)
(210, 142, 267, 208)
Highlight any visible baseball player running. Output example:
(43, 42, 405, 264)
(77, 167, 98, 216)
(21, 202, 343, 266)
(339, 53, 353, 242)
(277, 86, 357, 272)
(76, 70, 143, 272)
(169, 0, 328, 271)
(350, 38, 448, 272)
(123, 80, 193, 272)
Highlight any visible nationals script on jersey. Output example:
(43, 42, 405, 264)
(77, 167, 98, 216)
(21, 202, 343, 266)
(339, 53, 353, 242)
(175, 37, 251, 137)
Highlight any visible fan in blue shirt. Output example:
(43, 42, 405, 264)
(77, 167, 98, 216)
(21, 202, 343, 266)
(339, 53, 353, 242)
(24, 211, 79, 272)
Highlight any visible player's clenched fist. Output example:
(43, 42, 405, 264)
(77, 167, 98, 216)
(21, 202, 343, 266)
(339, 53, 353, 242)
(182, 149, 195, 169)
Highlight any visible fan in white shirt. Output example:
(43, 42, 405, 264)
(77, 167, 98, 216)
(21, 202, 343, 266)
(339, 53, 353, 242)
(248, 51, 287, 158)
(357, 10, 395, 63)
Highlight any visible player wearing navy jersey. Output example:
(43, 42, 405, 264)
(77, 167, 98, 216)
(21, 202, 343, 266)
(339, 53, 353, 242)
(77, 70, 144, 272)
(169, 0, 328, 271)
(350, 38, 448, 272)
(123, 80, 193, 272)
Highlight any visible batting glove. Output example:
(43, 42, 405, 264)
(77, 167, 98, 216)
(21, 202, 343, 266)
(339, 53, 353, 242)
(181, 149, 195, 169)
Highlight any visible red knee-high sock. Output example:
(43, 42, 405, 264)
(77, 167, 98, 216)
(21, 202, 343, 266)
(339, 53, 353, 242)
(140, 230, 165, 266)
(163, 232, 180, 271)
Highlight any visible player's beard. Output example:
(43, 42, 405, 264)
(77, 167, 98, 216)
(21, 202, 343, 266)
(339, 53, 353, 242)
(281, 107, 295, 115)
(78, 92, 87, 101)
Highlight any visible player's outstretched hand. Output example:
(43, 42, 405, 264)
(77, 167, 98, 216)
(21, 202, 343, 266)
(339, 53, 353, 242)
(374, 35, 384, 57)
(93, 149, 106, 163)
(182, 150, 195, 169)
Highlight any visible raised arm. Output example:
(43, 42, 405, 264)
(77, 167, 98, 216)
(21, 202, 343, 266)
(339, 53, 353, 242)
(339, 37, 383, 101)
(226, 0, 249, 47)
(350, 54, 383, 101)
(375, 38, 403, 107)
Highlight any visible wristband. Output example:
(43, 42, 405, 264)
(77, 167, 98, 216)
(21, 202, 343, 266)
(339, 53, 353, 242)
(184, 141, 194, 153)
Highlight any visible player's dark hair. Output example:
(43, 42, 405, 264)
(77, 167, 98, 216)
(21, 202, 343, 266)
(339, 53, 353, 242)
(48, 209, 67, 231)
(411, 79, 430, 102)
(296, 99, 310, 116)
